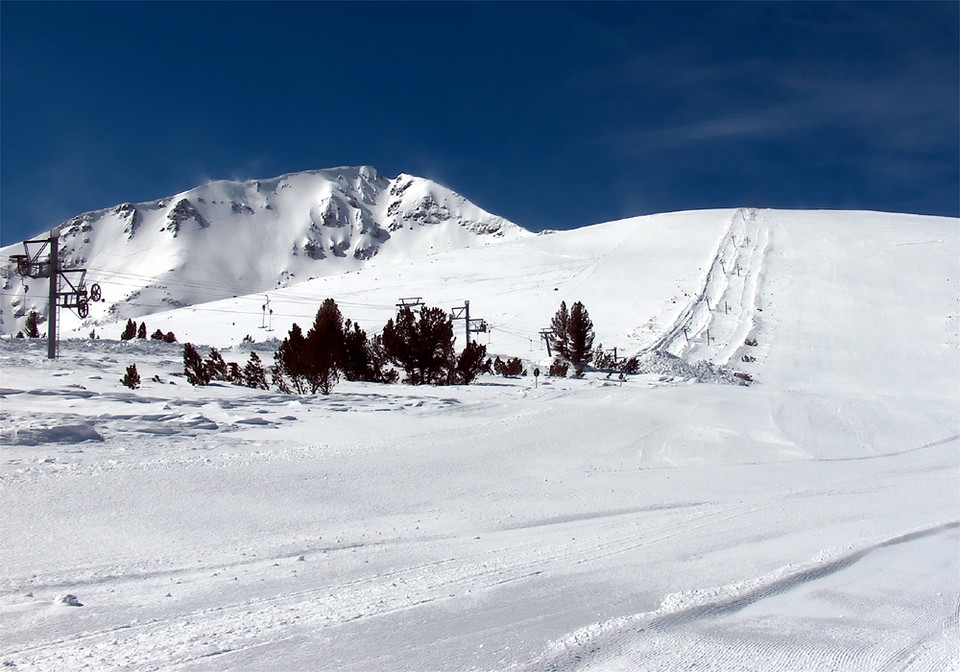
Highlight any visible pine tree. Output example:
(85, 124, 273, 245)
(137, 322, 147, 339)
(121, 363, 141, 389)
(548, 301, 594, 373)
(567, 301, 595, 373)
(205, 348, 229, 381)
(275, 324, 309, 394)
(305, 298, 345, 394)
(271, 359, 292, 393)
(151, 329, 165, 340)
(121, 319, 137, 341)
(413, 306, 456, 385)
(492, 356, 524, 377)
(242, 351, 269, 390)
(368, 334, 398, 383)
(549, 301, 570, 359)
(341, 319, 392, 382)
(381, 306, 418, 382)
(454, 342, 489, 384)
(341, 320, 368, 381)
(183, 343, 210, 386)
(227, 362, 242, 384)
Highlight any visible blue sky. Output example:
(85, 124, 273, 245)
(2, 1, 957, 244)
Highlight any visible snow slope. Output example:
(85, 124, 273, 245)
(1, 208, 957, 671)
(89, 208, 738, 358)
(0, 166, 525, 336)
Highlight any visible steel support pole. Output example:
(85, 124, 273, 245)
(47, 228, 60, 359)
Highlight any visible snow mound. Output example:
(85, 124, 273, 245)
(5, 423, 103, 446)
(633, 350, 745, 385)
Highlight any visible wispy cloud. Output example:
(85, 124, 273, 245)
(603, 61, 957, 166)
(613, 108, 808, 154)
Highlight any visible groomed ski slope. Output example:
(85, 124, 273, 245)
(1, 208, 957, 671)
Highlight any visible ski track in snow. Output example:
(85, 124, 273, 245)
(650, 207, 768, 367)
(5, 463, 956, 672)
(530, 522, 960, 672)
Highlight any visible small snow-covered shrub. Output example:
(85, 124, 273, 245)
(121, 363, 141, 389)
(548, 357, 569, 377)
(493, 356, 524, 378)
(592, 344, 618, 371)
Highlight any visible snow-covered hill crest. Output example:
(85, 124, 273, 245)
(0, 166, 526, 334)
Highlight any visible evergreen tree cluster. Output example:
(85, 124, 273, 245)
(545, 301, 645, 377)
(171, 296, 625, 395)
(121, 319, 175, 343)
(592, 345, 640, 374)
(273, 299, 488, 393)
(273, 298, 395, 394)
(381, 306, 456, 385)
(183, 343, 268, 389)
(153, 329, 178, 343)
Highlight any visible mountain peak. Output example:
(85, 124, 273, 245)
(0, 168, 527, 334)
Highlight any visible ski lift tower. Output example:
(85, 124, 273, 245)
(8, 227, 101, 359)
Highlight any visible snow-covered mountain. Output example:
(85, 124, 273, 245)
(0, 166, 526, 335)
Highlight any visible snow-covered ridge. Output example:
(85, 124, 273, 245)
(0, 166, 527, 334)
